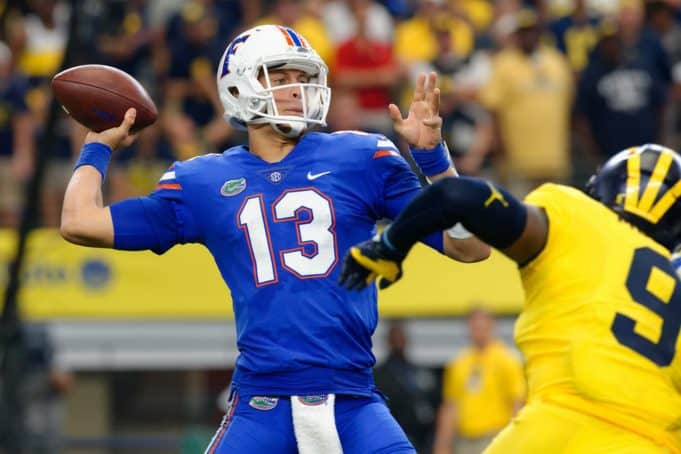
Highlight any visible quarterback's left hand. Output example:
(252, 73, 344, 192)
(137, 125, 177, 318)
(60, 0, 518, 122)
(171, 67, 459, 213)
(389, 71, 442, 149)
(339, 235, 407, 290)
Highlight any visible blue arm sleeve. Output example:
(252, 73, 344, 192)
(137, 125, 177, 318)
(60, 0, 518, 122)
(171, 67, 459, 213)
(373, 140, 444, 253)
(111, 160, 201, 254)
(110, 195, 200, 254)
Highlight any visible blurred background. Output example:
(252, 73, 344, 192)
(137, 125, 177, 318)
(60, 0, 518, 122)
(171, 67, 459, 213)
(0, 0, 678, 452)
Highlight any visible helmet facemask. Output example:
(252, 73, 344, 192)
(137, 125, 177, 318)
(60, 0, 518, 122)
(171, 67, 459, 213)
(222, 53, 330, 138)
(246, 58, 331, 137)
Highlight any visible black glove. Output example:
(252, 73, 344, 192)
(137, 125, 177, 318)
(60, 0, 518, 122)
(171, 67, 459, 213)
(339, 234, 407, 290)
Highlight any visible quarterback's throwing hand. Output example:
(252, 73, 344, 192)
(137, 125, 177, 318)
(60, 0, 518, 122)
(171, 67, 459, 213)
(339, 235, 407, 290)
(84, 108, 138, 151)
(389, 71, 442, 149)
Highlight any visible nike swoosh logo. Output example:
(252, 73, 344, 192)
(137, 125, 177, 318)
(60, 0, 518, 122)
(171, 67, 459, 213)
(307, 171, 331, 180)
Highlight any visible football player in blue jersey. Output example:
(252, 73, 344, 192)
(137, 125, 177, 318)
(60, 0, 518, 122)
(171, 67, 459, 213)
(60, 24, 490, 453)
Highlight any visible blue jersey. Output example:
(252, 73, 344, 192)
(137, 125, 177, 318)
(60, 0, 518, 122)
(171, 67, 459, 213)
(112, 131, 442, 396)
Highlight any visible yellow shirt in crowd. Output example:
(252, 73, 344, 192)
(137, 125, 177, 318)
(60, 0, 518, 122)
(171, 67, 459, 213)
(442, 340, 526, 438)
(459, 0, 494, 32)
(479, 46, 573, 180)
(394, 16, 474, 64)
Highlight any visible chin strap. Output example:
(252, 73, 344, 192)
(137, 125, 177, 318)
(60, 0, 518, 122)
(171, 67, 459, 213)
(271, 119, 308, 138)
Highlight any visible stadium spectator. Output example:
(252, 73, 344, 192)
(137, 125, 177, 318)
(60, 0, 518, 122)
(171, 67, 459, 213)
(479, 8, 573, 197)
(451, 0, 494, 35)
(548, 0, 601, 74)
(163, 0, 255, 56)
(333, 0, 401, 136)
(322, 0, 395, 45)
(161, 1, 235, 160)
(6, 0, 68, 85)
(575, 17, 670, 163)
(95, 0, 158, 86)
(373, 320, 439, 453)
(5, 0, 74, 227)
(646, 0, 681, 61)
(0, 41, 34, 227)
(394, 0, 475, 67)
(432, 307, 525, 454)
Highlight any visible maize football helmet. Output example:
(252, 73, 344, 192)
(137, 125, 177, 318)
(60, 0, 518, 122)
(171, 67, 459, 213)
(586, 144, 681, 250)
(216, 25, 330, 138)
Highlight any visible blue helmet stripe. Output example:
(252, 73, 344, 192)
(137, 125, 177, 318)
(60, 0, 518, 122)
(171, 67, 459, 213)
(285, 27, 303, 47)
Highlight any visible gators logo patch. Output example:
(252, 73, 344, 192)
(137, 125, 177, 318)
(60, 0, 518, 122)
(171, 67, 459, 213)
(248, 396, 278, 410)
(297, 395, 328, 406)
(221, 178, 246, 196)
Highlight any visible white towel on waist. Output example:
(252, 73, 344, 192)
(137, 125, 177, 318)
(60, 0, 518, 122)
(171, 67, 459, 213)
(291, 394, 343, 454)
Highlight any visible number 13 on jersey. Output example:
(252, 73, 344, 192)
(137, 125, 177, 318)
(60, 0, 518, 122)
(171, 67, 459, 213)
(237, 188, 339, 286)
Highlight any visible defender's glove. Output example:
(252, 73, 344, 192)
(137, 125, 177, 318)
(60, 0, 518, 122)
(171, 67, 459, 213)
(339, 233, 407, 290)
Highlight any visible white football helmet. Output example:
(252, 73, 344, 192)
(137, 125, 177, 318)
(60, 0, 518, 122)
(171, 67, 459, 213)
(217, 25, 331, 138)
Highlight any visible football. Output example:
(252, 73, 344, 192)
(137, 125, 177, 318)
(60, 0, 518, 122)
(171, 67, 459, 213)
(51, 64, 158, 133)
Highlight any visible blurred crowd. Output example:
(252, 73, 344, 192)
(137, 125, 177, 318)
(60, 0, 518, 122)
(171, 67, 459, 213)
(1, 0, 681, 227)
(375, 309, 524, 453)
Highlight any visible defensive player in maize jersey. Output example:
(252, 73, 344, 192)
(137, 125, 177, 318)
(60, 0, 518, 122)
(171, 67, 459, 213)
(341, 144, 681, 453)
(60, 25, 490, 453)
